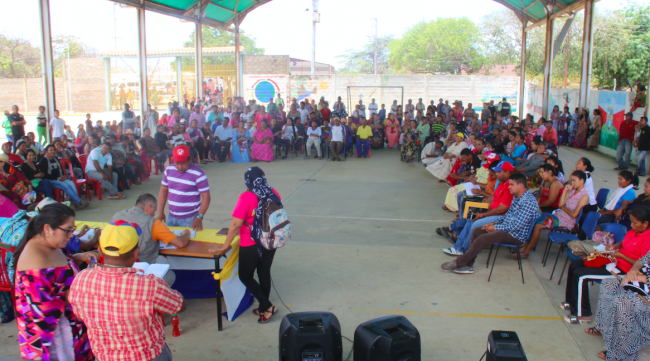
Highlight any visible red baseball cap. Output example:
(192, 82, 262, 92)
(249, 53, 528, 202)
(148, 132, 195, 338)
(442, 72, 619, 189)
(173, 145, 191, 163)
(491, 161, 515, 172)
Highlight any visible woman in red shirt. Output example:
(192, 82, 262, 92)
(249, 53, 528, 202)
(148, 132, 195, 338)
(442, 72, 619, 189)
(320, 102, 331, 122)
(563, 205, 650, 324)
(209, 166, 281, 324)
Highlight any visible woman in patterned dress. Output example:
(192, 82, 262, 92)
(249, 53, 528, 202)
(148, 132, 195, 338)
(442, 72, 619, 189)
(401, 119, 420, 163)
(593, 249, 650, 361)
(574, 108, 591, 148)
(13, 203, 95, 360)
(251, 120, 274, 162)
(0, 153, 35, 209)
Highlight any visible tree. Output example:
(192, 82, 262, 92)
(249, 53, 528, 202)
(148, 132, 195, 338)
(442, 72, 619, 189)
(0, 34, 41, 78)
(336, 36, 393, 74)
(388, 18, 484, 74)
(179, 25, 264, 67)
(52, 35, 97, 77)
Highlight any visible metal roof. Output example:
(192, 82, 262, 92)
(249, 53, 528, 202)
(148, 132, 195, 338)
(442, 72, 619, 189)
(98, 46, 245, 58)
(108, 0, 272, 30)
(492, 0, 595, 29)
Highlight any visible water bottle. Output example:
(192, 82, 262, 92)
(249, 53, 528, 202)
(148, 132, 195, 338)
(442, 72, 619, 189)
(171, 314, 180, 337)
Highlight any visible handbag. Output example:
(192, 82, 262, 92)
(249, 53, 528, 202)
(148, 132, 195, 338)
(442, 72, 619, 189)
(583, 250, 616, 268)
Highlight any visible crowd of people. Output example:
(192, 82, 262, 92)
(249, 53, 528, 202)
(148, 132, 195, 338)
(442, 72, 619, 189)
(1, 90, 650, 361)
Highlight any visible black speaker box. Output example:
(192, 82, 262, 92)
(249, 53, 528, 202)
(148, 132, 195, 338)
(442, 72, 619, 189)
(486, 331, 527, 361)
(279, 312, 343, 361)
(353, 315, 420, 361)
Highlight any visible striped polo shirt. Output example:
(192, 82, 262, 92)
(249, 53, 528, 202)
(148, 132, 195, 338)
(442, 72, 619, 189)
(161, 163, 210, 219)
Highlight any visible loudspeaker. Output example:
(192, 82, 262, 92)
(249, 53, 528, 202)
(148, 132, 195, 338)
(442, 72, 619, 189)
(486, 331, 527, 361)
(353, 315, 420, 361)
(279, 312, 343, 361)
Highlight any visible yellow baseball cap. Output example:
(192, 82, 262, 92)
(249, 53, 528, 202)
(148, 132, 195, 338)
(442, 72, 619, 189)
(455, 132, 465, 139)
(100, 220, 142, 256)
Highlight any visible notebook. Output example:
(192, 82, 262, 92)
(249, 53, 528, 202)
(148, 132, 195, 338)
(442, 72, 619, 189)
(132, 262, 170, 278)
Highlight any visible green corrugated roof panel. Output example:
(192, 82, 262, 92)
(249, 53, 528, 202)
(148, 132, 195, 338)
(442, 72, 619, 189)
(148, 0, 195, 10)
(144, 0, 263, 27)
(494, 0, 586, 23)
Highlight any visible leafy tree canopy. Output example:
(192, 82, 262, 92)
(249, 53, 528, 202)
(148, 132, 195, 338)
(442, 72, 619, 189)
(180, 25, 264, 66)
(336, 35, 393, 74)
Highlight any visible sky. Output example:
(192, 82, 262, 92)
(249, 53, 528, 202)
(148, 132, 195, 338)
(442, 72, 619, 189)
(0, 0, 638, 70)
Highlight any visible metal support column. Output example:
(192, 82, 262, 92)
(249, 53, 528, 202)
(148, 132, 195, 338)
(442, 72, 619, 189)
(578, 0, 594, 109)
(137, 4, 148, 118)
(195, 22, 203, 100)
(541, 17, 554, 119)
(38, 0, 56, 144)
(176, 56, 182, 103)
(646, 64, 650, 117)
(235, 16, 241, 97)
(104, 58, 111, 111)
(519, 21, 527, 120)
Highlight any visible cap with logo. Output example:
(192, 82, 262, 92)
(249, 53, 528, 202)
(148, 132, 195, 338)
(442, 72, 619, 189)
(173, 145, 191, 163)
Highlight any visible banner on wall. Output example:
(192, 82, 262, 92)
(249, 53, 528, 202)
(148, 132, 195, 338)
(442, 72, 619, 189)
(599, 90, 628, 149)
(290, 75, 333, 104)
(243, 74, 288, 105)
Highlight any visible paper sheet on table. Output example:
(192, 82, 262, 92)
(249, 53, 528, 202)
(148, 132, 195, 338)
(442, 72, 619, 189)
(159, 241, 177, 250)
(74, 229, 96, 242)
(132, 262, 170, 278)
(171, 229, 196, 238)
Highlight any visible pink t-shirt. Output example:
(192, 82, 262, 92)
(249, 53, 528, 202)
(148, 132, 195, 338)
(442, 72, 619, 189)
(232, 188, 281, 247)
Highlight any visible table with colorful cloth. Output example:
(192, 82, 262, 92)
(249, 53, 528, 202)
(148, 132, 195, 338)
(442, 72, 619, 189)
(75, 221, 253, 331)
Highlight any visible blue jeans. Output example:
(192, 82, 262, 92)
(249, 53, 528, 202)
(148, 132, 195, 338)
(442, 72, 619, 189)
(35, 178, 53, 198)
(457, 192, 466, 218)
(51, 179, 82, 204)
(637, 150, 649, 175)
(616, 139, 633, 169)
(452, 215, 501, 253)
(167, 214, 197, 228)
(356, 139, 370, 156)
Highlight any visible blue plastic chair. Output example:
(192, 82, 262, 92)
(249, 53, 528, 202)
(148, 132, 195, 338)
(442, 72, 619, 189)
(556, 222, 627, 285)
(545, 211, 601, 281)
(596, 188, 611, 210)
(485, 221, 536, 284)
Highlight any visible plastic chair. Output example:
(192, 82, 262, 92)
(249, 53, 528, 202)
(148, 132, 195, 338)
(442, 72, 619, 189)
(557, 222, 628, 281)
(355, 144, 371, 158)
(59, 158, 88, 202)
(544, 211, 600, 281)
(0, 243, 16, 301)
(485, 221, 536, 284)
(463, 202, 490, 218)
(596, 188, 611, 210)
(78, 154, 102, 201)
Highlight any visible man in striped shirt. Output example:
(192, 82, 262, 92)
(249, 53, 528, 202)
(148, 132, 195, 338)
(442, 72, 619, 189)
(157, 145, 211, 230)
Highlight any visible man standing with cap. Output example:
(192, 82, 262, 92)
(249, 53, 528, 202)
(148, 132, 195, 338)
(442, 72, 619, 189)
(69, 220, 186, 361)
(158, 145, 211, 230)
(615, 112, 637, 171)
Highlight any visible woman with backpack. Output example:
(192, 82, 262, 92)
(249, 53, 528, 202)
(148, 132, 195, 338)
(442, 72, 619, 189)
(209, 167, 282, 324)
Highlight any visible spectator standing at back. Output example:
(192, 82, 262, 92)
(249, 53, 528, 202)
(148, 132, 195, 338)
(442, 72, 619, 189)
(189, 105, 206, 129)
(499, 97, 511, 117)
(36, 106, 47, 145)
(390, 100, 398, 115)
(405, 99, 415, 118)
(122, 103, 137, 130)
(85, 142, 124, 200)
(275, 93, 285, 108)
(49, 110, 66, 140)
(158, 145, 211, 230)
(145, 104, 159, 133)
(69, 220, 186, 361)
(299, 102, 310, 125)
(615, 112, 637, 171)
(635, 116, 650, 176)
(368, 99, 378, 119)
(416, 98, 425, 117)
(9, 105, 25, 148)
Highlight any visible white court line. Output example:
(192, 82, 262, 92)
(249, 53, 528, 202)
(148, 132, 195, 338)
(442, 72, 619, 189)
(289, 214, 447, 222)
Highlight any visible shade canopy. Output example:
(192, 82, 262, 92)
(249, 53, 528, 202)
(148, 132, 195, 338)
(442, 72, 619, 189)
(492, 0, 596, 28)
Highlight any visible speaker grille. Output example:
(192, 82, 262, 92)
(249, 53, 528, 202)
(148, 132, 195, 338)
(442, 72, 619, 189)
(300, 315, 321, 322)
(380, 321, 400, 330)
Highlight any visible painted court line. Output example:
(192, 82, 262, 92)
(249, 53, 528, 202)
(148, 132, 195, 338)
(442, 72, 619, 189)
(352, 308, 562, 321)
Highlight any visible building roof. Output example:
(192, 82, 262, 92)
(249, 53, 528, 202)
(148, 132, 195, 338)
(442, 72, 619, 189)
(493, 0, 597, 29)
(99, 46, 246, 58)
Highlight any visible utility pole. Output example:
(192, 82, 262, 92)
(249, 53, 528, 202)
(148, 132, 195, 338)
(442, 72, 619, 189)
(311, 0, 319, 75)
(373, 18, 378, 75)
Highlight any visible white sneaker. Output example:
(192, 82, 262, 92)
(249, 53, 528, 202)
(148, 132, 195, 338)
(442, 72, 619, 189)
(443, 247, 463, 256)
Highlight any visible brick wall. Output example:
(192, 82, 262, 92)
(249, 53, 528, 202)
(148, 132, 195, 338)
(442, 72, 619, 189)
(0, 58, 106, 113)
(243, 55, 289, 75)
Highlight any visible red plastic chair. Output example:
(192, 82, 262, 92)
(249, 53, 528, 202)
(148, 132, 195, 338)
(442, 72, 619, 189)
(0, 243, 16, 301)
(59, 158, 88, 202)
(149, 157, 166, 175)
(78, 154, 102, 201)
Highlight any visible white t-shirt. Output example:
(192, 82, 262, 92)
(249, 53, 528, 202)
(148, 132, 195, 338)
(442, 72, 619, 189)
(85, 147, 112, 173)
(50, 117, 65, 138)
(307, 127, 322, 137)
(390, 104, 398, 115)
(299, 108, 310, 123)
(358, 104, 366, 118)
(330, 125, 344, 142)
(368, 103, 378, 117)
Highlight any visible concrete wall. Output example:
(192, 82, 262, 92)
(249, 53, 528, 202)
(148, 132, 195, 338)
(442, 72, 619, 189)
(0, 58, 105, 114)
(242, 55, 290, 75)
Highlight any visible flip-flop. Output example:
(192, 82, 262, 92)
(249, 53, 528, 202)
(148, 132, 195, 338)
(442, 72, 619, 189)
(258, 306, 278, 324)
(598, 351, 607, 360)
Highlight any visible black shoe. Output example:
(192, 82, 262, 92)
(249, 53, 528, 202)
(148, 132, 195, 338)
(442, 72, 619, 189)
(282, 155, 287, 159)
(357, 154, 362, 158)
(363, 155, 368, 158)
(123, 185, 131, 191)
(436, 228, 443, 236)
(614, 166, 623, 170)
(440, 227, 451, 240)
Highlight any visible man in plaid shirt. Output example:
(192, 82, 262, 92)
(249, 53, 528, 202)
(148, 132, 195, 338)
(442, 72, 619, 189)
(69, 220, 186, 361)
(441, 172, 539, 274)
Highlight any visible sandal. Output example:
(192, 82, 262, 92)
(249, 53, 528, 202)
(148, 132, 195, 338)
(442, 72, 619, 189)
(252, 308, 260, 316)
(258, 306, 278, 324)
(585, 327, 601, 336)
(598, 351, 607, 360)
(559, 302, 570, 310)
(564, 314, 592, 324)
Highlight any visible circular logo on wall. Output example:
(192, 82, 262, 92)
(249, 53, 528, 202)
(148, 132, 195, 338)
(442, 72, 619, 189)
(250, 79, 280, 104)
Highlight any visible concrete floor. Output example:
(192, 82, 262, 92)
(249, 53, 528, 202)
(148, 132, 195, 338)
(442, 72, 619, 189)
(1, 145, 650, 361)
